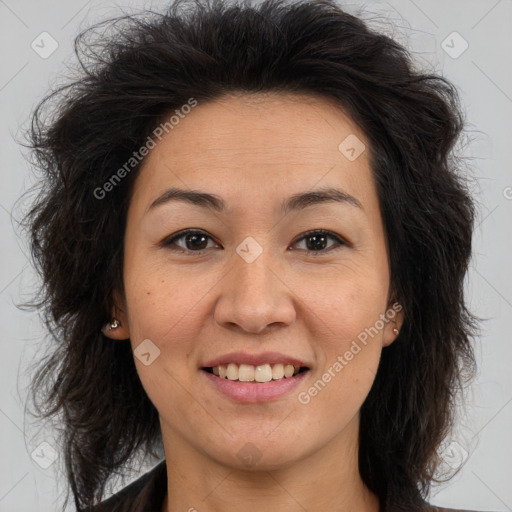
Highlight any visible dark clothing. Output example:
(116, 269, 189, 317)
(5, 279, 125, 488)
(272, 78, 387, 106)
(85, 460, 482, 512)
(85, 460, 167, 512)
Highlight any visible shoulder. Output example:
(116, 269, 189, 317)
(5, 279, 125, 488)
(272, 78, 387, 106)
(83, 460, 167, 512)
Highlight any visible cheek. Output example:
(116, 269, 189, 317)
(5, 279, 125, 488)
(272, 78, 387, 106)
(305, 270, 387, 386)
(123, 269, 204, 408)
(123, 260, 223, 357)
(301, 287, 383, 423)
(312, 266, 389, 335)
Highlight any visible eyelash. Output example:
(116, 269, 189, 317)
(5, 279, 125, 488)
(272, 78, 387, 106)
(160, 229, 347, 256)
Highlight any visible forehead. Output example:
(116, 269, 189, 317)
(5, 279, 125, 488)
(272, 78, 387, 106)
(131, 92, 377, 214)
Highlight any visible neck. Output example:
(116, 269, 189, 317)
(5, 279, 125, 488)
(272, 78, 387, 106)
(161, 415, 380, 512)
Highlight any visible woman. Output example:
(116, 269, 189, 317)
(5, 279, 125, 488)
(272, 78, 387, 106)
(23, 0, 481, 510)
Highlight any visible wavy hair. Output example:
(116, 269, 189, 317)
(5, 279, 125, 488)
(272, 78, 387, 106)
(21, 0, 478, 510)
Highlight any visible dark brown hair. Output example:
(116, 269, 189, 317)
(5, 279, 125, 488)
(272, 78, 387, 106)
(21, 0, 478, 510)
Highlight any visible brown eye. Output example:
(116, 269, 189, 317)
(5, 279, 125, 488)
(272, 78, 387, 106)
(161, 229, 346, 256)
(162, 230, 218, 254)
(291, 230, 346, 255)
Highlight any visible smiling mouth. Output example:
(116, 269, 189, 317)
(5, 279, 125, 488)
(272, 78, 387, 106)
(202, 364, 310, 383)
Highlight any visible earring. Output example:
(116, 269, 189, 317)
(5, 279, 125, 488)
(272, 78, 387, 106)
(392, 328, 399, 336)
(102, 319, 120, 334)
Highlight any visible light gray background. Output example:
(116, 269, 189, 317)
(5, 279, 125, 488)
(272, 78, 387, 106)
(1, 0, 511, 511)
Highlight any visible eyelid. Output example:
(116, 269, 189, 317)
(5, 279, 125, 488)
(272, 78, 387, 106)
(160, 229, 348, 255)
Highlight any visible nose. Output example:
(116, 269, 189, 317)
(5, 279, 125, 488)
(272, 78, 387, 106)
(213, 245, 296, 334)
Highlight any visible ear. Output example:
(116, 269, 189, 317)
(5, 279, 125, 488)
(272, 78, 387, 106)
(102, 291, 131, 340)
(382, 297, 404, 348)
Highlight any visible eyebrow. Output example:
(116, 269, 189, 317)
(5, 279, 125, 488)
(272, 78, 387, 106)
(147, 186, 363, 215)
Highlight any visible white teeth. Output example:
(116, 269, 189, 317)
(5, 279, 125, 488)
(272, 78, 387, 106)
(238, 364, 254, 382)
(272, 363, 284, 380)
(284, 364, 295, 378)
(255, 364, 273, 383)
(210, 363, 303, 382)
(226, 363, 239, 380)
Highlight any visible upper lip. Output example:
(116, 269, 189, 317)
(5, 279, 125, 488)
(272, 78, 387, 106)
(202, 351, 310, 368)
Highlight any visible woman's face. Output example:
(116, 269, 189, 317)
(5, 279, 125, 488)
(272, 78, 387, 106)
(112, 92, 402, 470)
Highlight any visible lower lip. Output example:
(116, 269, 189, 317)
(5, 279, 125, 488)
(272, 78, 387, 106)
(200, 369, 310, 403)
